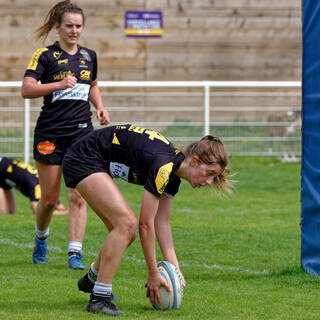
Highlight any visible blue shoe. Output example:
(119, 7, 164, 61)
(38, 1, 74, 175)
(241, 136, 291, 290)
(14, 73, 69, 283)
(68, 251, 86, 270)
(32, 238, 49, 264)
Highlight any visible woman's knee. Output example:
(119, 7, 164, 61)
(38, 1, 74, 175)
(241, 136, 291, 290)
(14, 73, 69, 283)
(68, 188, 86, 208)
(41, 193, 59, 210)
(122, 214, 138, 244)
(68, 188, 86, 204)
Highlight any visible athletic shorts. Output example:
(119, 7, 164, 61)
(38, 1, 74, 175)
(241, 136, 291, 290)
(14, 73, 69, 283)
(33, 129, 92, 165)
(63, 151, 108, 189)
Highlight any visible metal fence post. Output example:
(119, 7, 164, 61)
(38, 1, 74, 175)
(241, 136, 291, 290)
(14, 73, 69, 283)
(24, 99, 30, 163)
(204, 83, 210, 136)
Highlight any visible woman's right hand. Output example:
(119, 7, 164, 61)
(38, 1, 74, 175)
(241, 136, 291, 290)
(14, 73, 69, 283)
(145, 271, 171, 306)
(60, 75, 77, 89)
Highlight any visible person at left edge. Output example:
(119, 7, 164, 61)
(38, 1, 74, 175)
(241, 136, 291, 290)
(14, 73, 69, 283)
(21, 0, 110, 269)
(0, 156, 68, 215)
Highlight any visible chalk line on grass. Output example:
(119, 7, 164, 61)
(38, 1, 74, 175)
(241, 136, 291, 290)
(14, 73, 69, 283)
(128, 202, 207, 214)
(0, 236, 270, 275)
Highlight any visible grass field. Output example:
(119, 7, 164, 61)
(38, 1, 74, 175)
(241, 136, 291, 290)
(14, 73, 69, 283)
(1, 156, 319, 320)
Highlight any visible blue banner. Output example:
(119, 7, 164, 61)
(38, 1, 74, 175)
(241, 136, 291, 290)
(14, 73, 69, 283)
(301, 0, 320, 275)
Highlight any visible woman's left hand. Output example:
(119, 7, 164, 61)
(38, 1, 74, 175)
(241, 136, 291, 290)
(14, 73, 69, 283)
(96, 108, 110, 125)
(176, 266, 186, 288)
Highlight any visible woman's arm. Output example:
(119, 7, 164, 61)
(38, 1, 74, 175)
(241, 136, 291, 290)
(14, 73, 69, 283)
(0, 188, 15, 214)
(155, 195, 186, 286)
(154, 196, 178, 265)
(21, 75, 77, 99)
(139, 189, 170, 305)
(89, 79, 110, 125)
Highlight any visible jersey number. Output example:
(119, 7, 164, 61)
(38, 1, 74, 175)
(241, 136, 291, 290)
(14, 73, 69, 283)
(128, 125, 169, 145)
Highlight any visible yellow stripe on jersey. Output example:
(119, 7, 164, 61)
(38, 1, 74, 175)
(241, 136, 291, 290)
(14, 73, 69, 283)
(34, 184, 41, 201)
(155, 162, 173, 194)
(27, 48, 49, 71)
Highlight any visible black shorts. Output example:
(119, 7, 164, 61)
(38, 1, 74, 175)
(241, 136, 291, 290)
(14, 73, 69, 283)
(63, 154, 107, 189)
(62, 129, 113, 188)
(33, 129, 92, 165)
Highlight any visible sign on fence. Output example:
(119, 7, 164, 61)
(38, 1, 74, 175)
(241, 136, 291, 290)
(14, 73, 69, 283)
(124, 11, 163, 37)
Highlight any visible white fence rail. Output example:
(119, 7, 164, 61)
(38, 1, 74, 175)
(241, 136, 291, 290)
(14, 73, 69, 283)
(0, 81, 301, 163)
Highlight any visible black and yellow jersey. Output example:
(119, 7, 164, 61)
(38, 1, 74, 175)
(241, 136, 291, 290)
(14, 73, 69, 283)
(24, 42, 97, 138)
(63, 124, 185, 198)
(0, 157, 41, 201)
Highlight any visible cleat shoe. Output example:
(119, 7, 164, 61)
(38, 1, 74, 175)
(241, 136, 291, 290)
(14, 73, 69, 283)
(32, 238, 49, 264)
(86, 293, 124, 316)
(68, 251, 86, 270)
(78, 273, 120, 302)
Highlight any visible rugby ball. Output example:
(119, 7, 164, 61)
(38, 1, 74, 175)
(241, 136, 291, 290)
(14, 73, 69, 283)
(150, 261, 183, 311)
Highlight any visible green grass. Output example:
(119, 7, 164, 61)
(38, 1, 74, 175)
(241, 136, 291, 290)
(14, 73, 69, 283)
(0, 157, 318, 320)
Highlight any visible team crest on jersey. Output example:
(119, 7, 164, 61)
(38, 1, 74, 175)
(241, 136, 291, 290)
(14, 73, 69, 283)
(53, 51, 62, 59)
(80, 49, 91, 62)
(155, 162, 173, 194)
(37, 141, 56, 155)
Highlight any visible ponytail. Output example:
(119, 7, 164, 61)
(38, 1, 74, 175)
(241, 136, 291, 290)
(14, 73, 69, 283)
(34, 0, 84, 41)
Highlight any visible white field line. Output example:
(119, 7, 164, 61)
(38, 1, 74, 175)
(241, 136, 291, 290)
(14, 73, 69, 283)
(128, 202, 207, 214)
(0, 236, 270, 275)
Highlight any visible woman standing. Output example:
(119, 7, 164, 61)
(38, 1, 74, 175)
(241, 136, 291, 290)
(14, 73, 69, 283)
(62, 124, 231, 316)
(21, 0, 109, 269)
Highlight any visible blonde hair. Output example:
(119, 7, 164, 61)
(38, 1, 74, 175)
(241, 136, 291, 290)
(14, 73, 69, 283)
(34, 0, 84, 41)
(183, 135, 232, 193)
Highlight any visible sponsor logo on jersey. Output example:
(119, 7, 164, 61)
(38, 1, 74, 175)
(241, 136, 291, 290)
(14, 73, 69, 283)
(53, 70, 74, 80)
(37, 141, 56, 155)
(79, 59, 88, 68)
(27, 48, 49, 71)
(53, 51, 63, 59)
(58, 58, 68, 65)
(109, 162, 129, 181)
(155, 162, 173, 194)
(80, 49, 91, 62)
(52, 83, 90, 102)
(80, 70, 91, 80)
